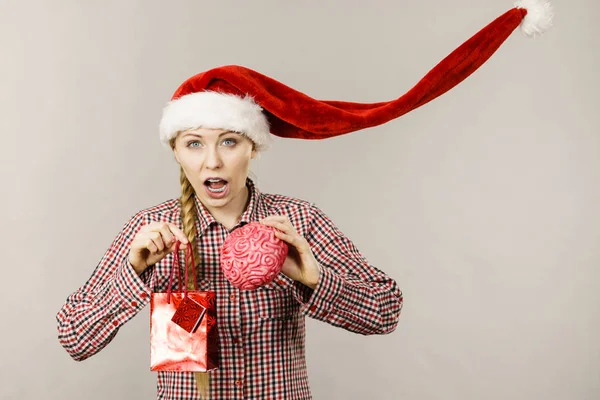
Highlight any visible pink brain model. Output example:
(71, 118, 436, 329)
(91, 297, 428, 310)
(220, 221, 288, 290)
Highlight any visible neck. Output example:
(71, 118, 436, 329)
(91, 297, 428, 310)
(209, 184, 250, 230)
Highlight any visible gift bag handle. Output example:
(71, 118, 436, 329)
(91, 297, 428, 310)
(166, 240, 198, 303)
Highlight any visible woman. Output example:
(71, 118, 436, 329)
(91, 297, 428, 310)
(57, 115, 403, 399)
(56, 3, 552, 398)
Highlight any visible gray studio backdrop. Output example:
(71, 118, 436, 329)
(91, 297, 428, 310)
(1, 0, 599, 399)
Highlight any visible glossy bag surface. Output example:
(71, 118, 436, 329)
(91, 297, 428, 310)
(149, 240, 219, 372)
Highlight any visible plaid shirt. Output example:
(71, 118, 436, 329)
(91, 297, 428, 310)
(57, 178, 403, 399)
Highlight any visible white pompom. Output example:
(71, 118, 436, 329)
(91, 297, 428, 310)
(514, 0, 554, 37)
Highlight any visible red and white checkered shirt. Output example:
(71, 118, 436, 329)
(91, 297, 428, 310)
(56, 178, 403, 399)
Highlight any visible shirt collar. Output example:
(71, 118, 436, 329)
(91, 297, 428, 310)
(192, 177, 262, 234)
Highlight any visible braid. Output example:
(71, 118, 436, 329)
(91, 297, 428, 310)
(177, 161, 210, 399)
(179, 167, 200, 289)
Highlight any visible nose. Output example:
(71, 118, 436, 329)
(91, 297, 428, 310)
(205, 147, 223, 169)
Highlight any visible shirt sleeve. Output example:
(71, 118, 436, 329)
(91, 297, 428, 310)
(290, 203, 403, 335)
(55, 210, 154, 361)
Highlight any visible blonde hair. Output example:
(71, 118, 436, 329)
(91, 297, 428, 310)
(170, 137, 210, 398)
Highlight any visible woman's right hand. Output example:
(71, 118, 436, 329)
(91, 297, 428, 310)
(128, 221, 189, 275)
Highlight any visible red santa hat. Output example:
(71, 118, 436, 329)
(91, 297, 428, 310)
(159, 0, 553, 151)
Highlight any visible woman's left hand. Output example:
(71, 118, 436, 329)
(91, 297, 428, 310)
(259, 215, 321, 289)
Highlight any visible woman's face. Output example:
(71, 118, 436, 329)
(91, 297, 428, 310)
(173, 127, 257, 213)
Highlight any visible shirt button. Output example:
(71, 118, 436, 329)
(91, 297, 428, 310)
(309, 305, 317, 312)
(112, 320, 119, 326)
(234, 380, 243, 388)
(140, 292, 148, 299)
(229, 294, 236, 302)
(131, 301, 138, 307)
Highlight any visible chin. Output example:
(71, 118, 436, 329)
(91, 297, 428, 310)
(205, 197, 230, 208)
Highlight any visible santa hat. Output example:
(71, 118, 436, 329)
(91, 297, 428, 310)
(159, 0, 553, 151)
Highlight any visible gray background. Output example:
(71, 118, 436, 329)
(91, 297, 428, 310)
(1, 0, 599, 399)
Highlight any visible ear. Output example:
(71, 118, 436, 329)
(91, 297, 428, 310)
(250, 147, 257, 160)
(173, 147, 181, 164)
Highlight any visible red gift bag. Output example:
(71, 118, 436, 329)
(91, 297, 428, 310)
(150, 240, 219, 372)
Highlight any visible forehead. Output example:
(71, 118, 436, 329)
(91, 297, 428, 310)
(179, 127, 239, 139)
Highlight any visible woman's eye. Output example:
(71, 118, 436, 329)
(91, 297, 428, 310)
(223, 139, 237, 146)
(187, 141, 201, 148)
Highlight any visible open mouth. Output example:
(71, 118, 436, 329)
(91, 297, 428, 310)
(204, 178, 229, 193)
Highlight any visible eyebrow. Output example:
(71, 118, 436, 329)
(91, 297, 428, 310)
(182, 131, 236, 139)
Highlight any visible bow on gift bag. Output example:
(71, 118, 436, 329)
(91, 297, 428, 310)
(150, 240, 219, 372)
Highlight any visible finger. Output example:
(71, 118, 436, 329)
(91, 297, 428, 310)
(142, 222, 188, 245)
(277, 231, 312, 256)
(260, 219, 282, 230)
(260, 217, 292, 230)
(273, 229, 302, 247)
(267, 220, 296, 235)
(269, 222, 301, 244)
(146, 237, 158, 253)
(148, 231, 167, 252)
(166, 223, 189, 244)
(156, 223, 175, 245)
(261, 215, 289, 223)
(276, 216, 292, 227)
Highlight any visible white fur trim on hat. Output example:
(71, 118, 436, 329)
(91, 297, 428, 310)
(159, 91, 272, 151)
